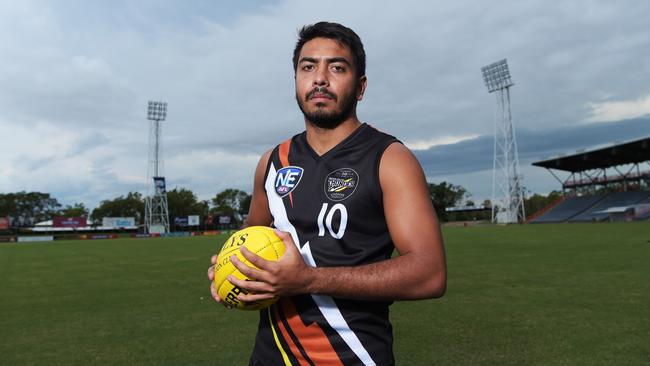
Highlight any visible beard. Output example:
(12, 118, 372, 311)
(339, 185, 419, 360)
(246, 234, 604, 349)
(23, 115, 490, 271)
(296, 86, 358, 129)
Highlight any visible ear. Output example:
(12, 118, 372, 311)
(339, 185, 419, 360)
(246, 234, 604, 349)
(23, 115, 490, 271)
(357, 75, 367, 101)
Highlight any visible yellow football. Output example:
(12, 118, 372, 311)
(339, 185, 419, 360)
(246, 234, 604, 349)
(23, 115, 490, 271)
(213, 226, 286, 310)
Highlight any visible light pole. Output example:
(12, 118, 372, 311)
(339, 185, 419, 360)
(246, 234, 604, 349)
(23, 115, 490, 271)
(145, 101, 170, 234)
(481, 59, 526, 223)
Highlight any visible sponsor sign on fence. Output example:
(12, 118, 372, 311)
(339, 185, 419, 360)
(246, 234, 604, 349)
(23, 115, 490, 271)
(53, 217, 87, 228)
(132, 233, 151, 238)
(202, 230, 221, 236)
(18, 236, 54, 243)
(188, 215, 200, 226)
(102, 217, 136, 228)
(90, 234, 118, 240)
(161, 232, 191, 238)
(0, 217, 9, 230)
(174, 217, 189, 227)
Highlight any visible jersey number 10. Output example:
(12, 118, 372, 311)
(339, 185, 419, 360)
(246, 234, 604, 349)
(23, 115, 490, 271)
(317, 203, 348, 239)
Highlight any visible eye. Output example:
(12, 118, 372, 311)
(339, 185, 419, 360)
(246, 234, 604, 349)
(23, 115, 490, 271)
(331, 65, 345, 72)
(301, 64, 314, 71)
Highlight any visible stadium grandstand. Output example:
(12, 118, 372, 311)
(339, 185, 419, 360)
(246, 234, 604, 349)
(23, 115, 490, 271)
(528, 136, 650, 223)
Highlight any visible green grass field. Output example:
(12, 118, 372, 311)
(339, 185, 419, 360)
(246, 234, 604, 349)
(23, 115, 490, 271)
(1, 223, 648, 365)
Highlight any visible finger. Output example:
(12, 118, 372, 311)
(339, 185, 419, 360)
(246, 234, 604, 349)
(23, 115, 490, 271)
(211, 254, 218, 265)
(238, 292, 277, 303)
(273, 229, 294, 245)
(230, 253, 269, 282)
(207, 265, 214, 281)
(273, 229, 298, 255)
(210, 283, 222, 303)
(228, 275, 274, 294)
(239, 246, 273, 270)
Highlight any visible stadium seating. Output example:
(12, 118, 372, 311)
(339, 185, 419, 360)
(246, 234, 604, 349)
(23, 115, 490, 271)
(530, 195, 604, 223)
(568, 191, 650, 222)
(633, 195, 650, 220)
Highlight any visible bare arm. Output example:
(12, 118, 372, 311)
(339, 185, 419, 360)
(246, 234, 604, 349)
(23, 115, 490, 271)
(230, 143, 447, 301)
(242, 149, 273, 228)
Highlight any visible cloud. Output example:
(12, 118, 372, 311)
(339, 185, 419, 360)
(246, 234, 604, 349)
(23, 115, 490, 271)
(416, 116, 650, 176)
(584, 95, 650, 123)
(1, 0, 650, 208)
(414, 117, 650, 198)
(404, 134, 479, 151)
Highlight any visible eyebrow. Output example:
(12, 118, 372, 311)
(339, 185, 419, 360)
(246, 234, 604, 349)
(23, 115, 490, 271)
(298, 56, 352, 66)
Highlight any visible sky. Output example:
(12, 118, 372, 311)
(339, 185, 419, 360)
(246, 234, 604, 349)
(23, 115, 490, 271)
(1, 0, 649, 210)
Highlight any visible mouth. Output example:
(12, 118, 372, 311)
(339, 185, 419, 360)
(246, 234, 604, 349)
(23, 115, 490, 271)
(310, 93, 332, 100)
(307, 88, 336, 101)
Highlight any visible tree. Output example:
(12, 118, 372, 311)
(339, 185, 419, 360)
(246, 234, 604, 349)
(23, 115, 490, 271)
(427, 182, 467, 222)
(524, 190, 563, 217)
(210, 189, 252, 226)
(60, 203, 89, 217)
(211, 189, 251, 215)
(0, 191, 62, 223)
(239, 194, 252, 216)
(90, 192, 144, 224)
(167, 188, 209, 220)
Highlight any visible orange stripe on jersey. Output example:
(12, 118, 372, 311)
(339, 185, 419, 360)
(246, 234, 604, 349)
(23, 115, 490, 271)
(273, 305, 311, 366)
(278, 138, 295, 207)
(279, 139, 291, 168)
(280, 298, 344, 366)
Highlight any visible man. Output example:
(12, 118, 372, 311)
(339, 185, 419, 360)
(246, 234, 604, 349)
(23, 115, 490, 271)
(208, 21, 446, 366)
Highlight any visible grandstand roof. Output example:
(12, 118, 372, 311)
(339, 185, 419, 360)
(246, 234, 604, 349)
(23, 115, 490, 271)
(532, 136, 650, 172)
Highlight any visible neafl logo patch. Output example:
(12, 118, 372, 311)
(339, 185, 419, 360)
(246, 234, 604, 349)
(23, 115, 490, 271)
(324, 168, 359, 201)
(275, 166, 304, 197)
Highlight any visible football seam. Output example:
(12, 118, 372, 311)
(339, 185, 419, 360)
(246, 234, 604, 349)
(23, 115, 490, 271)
(252, 242, 279, 261)
(244, 226, 281, 261)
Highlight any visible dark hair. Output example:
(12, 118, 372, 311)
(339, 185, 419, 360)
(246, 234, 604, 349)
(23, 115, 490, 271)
(293, 22, 366, 78)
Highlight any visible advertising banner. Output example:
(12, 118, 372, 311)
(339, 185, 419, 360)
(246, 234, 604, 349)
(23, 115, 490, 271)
(154, 177, 166, 195)
(18, 236, 54, 243)
(87, 234, 118, 240)
(202, 230, 221, 236)
(148, 226, 165, 235)
(53, 217, 87, 228)
(0, 216, 9, 230)
(161, 232, 190, 238)
(131, 233, 152, 238)
(188, 215, 200, 226)
(218, 216, 231, 224)
(102, 217, 136, 228)
(174, 217, 189, 227)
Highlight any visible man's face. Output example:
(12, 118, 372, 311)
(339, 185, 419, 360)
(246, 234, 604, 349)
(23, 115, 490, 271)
(295, 37, 366, 129)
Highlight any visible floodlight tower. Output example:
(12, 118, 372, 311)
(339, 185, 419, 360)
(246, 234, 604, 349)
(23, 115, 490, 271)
(144, 101, 170, 234)
(481, 59, 526, 224)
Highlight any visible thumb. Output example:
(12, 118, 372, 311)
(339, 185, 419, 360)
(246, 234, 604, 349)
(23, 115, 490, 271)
(273, 229, 298, 253)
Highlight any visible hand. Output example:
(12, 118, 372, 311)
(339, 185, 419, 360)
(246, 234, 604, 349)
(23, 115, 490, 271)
(228, 229, 313, 303)
(207, 254, 222, 303)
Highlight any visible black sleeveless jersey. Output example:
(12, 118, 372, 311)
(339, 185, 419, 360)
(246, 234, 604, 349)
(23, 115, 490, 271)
(250, 123, 399, 366)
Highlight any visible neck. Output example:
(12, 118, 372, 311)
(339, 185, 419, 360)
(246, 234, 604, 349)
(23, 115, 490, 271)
(304, 114, 362, 156)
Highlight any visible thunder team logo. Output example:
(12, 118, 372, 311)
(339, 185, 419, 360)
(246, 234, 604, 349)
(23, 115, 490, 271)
(324, 168, 359, 201)
(275, 166, 304, 197)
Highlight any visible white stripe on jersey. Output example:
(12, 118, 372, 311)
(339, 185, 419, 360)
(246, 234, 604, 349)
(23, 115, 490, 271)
(265, 163, 377, 366)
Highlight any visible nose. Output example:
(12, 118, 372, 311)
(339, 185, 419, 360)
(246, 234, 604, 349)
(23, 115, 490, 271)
(313, 65, 329, 87)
